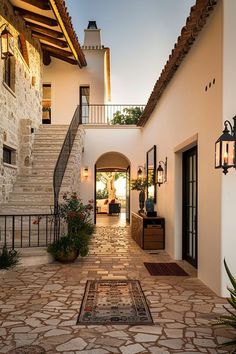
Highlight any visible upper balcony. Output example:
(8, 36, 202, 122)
(80, 104, 145, 125)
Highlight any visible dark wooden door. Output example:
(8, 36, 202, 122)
(126, 166, 130, 223)
(182, 146, 198, 268)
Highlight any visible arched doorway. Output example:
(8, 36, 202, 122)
(95, 152, 130, 226)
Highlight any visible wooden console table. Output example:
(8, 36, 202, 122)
(131, 212, 165, 250)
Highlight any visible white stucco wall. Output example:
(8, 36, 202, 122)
(43, 48, 107, 125)
(141, 2, 223, 295)
(221, 0, 236, 296)
(80, 126, 143, 214)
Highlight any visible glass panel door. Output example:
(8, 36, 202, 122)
(182, 146, 198, 268)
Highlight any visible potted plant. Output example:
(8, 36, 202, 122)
(47, 193, 94, 263)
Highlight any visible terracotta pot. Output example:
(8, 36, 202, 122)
(55, 249, 79, 263)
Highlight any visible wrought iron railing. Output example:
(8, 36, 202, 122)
(53, 106, 81, 213)
(0, 214, 62, 249)
(80, 104, 145, 125)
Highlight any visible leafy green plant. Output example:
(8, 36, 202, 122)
(0, 246, 20, 269)
(213, 259, 236, 352)
(110, 107, 144, 125)
(131, 178, 149, 191)
(96, 189, 109, 199)
(47, 232, 90, 259)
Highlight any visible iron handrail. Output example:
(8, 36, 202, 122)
(53, 105, 81, 213)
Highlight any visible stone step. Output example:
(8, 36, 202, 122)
(33, 140, 65, 146)
(34, 136, 67, 142)
(39, 124, 69, 128)
(9, 192, 53, 201)
(13, 185, 53, 193)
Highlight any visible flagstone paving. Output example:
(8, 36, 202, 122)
(0, 226, 235, 353)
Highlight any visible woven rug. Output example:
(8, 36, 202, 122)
(77, 280, 153, 325)
(144, 262, 189, 276)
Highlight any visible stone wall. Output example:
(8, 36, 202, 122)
(0, 0, 42, 203)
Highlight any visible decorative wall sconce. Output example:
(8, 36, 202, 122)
(83, 166, 89, 179)
(137, 165, 145, 180)
(215, 116, 236, 175)
(156, 157, 167, 186)
(0, 25, 14, 59)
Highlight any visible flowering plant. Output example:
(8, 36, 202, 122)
(59, 193, 94, 234)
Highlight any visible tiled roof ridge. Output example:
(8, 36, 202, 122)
(138, 0, 218, 126)
(53, 0, 87, 67)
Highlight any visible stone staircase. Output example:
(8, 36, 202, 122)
(0, 124, 83, 215)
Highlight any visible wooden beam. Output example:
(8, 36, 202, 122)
(45, 51, 77, 65)
(43, 50, 51, 66)
(32, 31, 68, 48)
(41, 44, 72, 57)
(14, 7, 58, 26)
(26, 22, 64, 38)
(20, 0, 51, 10)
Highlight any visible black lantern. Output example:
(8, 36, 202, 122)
(137, 165, 144, 180)
(215, 116, 236, 175)
(1, 26, 14, 59)
(156, 157, 167, 186)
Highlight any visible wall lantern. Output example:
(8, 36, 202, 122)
(156, 157, 167, 186)
(137, 165, 144, 180)
(215, 116, 236, 175)
(83, 166, 89, 179)
(1, 25, 14, 59)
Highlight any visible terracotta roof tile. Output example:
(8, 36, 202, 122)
(138, 0, 218, 126)
(53, 0, 86, 67)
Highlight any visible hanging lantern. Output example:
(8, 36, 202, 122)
(1, 26, 14, 59)
(156, 157, 167, 186)
(215, 117, 236, 175)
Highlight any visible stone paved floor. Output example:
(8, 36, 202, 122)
(0, 226, 235, 354)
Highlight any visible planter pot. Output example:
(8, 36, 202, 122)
(55, 249, 79, 263)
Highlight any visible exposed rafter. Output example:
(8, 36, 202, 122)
(20, 0, 51, 10)
(32, 31, 68, 48)
(26, 22, 64, 38)
(47, 51, 77, 65)
(41, 43, 73, 57)
(14, 7, 58, 26)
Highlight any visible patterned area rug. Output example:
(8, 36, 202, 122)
(77, 280, 153, 325)
(144, 262, 189, 276)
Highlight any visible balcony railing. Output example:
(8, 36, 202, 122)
(80, 104, 145, 125)
(0, 214, 65, 249)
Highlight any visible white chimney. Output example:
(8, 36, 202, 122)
(83, 21, 101, 47)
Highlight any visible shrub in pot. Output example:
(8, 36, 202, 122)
(47, 193, 93, 262)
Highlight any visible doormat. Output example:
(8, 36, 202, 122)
(77, 280, 153, 325)
(144, 262, 189, 276)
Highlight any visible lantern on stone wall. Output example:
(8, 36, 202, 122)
(1, 26, 14, 59)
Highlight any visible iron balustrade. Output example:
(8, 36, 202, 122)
(80, 104, 145, 125)
(0, 214, 63, 249)
(53, 106, 81, 214)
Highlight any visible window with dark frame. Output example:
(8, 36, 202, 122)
(4, 56, 15, 91)
(80, 86, 90, 123)
(3, 146, 12, 164)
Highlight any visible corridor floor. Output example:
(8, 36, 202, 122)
(0, 226, 234, 354)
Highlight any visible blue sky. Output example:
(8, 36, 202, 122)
(65, 0, 195, 104)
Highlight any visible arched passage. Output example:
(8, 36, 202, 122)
(95, 152, 130, 225)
